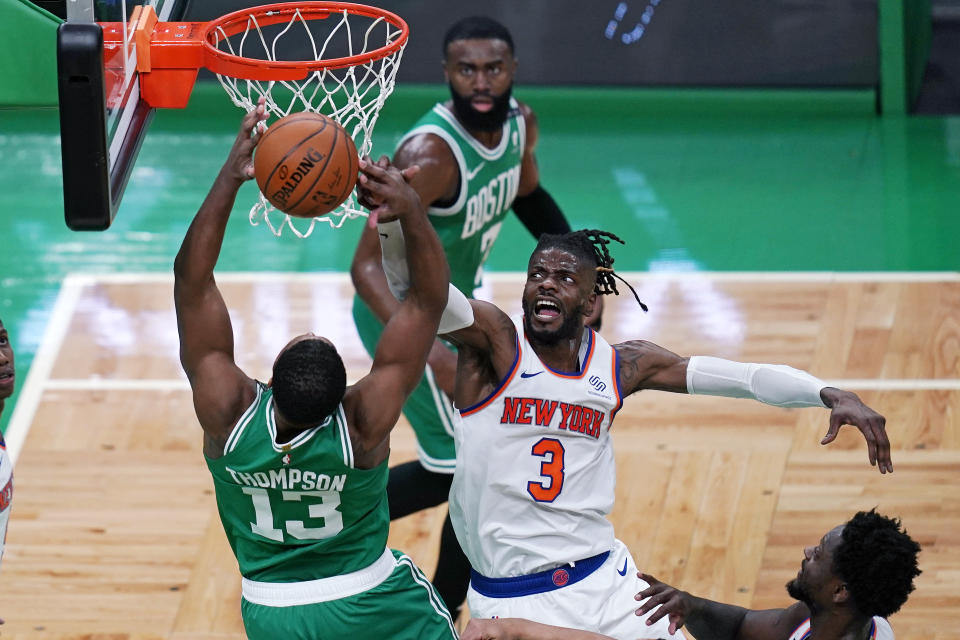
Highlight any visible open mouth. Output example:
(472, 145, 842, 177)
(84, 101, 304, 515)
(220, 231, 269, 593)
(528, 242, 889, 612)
(534, 298, 561, 320)
(470, 96, 494, 112)
(0, 371, 13, 386)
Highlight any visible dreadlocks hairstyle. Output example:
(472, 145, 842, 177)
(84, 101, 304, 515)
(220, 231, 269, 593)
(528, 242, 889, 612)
(833, 509, 921, 618)
(533, 230, 648, 312)
(442, 16, 515, 57)
(271, 339, 347, 427)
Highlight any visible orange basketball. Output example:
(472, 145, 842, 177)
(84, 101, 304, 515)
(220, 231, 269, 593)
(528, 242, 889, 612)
(254, 112, 359, 218)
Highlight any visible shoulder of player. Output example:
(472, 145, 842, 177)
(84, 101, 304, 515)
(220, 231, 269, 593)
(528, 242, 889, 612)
(515, 101, 539, 143)
(393, 133, 459, 196)
(197, 373, 259, 457)
(395, 131, 457, 168)
(771, 602, 812, 638)
(338, 379, 395, 463)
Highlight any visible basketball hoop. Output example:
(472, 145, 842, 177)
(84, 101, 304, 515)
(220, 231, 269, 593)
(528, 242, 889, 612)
(112, 2, 409, 236)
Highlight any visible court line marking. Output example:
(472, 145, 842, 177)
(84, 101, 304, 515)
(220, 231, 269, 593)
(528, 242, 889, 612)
(5, 277, 85, 466)
(68, 271, 960, 285)
(8, 270, 958, 466)
(38, 378, 960, 392)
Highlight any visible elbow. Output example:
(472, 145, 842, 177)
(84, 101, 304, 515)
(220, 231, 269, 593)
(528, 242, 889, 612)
(350, 258, 380, 300)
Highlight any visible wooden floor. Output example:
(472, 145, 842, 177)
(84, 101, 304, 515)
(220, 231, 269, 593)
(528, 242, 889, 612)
(0, 272, 957, 639)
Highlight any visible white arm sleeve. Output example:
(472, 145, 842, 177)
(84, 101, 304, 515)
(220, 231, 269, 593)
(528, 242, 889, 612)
(686, 356, 828, 408)
(378, 220, 475, 334)
(377, 220, 410, 300)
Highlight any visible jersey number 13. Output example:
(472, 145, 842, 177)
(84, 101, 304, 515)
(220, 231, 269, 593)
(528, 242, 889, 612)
(242, 487, 343, 542)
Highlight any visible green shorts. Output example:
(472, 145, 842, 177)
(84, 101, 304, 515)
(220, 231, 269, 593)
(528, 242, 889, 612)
(353, 296, 457, 473)
(241, 550, 457, 639)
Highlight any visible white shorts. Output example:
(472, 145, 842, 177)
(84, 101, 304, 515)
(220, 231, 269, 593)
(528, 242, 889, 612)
(467, 539, 685, 640)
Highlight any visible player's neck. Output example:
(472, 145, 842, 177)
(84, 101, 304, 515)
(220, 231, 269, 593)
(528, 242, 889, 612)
(528, 331, 584, 374)
(466, 126, 503, 149)
(272, 411, 318, 445)
(808, 609, 874, 640)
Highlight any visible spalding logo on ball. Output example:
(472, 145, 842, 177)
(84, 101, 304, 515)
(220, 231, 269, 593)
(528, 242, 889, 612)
(254, 112, 359, 219)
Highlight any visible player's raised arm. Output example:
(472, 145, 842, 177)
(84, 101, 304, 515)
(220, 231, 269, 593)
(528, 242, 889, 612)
(173, 100, 266, 441)
(614, 343, 892, 473)
(346, 158, 450, 462)
(350, 138, 462, 399)
(375, 207, 518, 403)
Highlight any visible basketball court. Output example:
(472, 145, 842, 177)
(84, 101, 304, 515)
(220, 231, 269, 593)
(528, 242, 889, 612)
(0, 1, 958, 638)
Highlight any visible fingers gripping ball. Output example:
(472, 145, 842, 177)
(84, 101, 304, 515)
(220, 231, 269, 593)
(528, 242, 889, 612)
(254, 112, 359, 218)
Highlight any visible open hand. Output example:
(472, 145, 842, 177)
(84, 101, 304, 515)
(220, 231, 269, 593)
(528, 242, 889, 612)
(819, 388, 892, 473)
(634, 572, 692, 636)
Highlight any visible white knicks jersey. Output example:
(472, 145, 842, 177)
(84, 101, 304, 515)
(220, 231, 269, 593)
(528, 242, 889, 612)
(789, 616, 893, 640)
(0, 435, 12, 568)
(449, 316, 623, 578)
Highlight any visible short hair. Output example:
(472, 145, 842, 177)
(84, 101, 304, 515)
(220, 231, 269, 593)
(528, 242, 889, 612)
(533, 230, 647, 311)
(442, 16, 514, 57)
(833, 509, 921, 618)
(271, 339, 346, 426)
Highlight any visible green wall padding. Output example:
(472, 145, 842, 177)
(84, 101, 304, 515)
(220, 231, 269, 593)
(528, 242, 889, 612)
(0, 0, 63, 107)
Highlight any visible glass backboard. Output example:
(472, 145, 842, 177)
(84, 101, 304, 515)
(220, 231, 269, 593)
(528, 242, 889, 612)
(58, 0, 187, 230)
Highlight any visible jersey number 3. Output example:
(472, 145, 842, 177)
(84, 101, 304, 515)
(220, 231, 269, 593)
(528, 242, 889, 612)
(527, 437, 565, 502)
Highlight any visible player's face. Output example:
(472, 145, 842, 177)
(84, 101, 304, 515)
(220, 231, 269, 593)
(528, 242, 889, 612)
(0, 319, 14, 400)
(444, 38, 516, 132)
(522, 249, 597, 345)
(786, 525, 844, 609)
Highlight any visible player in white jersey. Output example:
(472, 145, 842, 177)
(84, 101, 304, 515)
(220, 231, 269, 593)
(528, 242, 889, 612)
(0, 317, 16, 625)
(370, 222, 893, 638)
(634, 510, 918, 640)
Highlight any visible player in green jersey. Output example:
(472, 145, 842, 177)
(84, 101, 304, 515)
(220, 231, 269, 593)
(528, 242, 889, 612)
(174, 101, 456, 639)
(351, 16, 591, 619)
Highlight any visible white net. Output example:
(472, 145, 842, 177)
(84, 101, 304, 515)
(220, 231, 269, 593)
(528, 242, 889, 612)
(211, 6, 406, 237)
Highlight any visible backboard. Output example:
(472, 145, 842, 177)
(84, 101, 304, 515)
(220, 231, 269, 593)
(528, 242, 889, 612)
(58, 0, 187, 231)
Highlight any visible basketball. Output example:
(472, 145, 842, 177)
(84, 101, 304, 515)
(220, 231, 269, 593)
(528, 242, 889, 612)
(254, 112, 359, 218)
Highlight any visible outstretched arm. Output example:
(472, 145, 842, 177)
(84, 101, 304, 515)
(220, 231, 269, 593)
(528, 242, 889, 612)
(614, 343, 892, 473)
(462, 618, 613, 640)
(174, 100, 266, 454)
(350, 137, 461, 397)
(347, 159, 450, 464)
(634, 573, 808, 640)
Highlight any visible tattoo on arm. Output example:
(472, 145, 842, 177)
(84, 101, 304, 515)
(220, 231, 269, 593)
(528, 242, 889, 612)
(614, 340, 688, 396)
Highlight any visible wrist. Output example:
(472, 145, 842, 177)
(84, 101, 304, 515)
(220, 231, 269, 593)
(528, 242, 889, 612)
(819, 387, 848, 409)
(217, 166, 247, 190)
(498, 618, 521, 640)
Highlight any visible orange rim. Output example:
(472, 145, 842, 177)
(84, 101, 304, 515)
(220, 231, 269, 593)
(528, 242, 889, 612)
(202, 1, 409, 80)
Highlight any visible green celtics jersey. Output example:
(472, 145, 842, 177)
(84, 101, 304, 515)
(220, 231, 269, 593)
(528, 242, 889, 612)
(397, 99, 526, 293)
(205, 383, 388, 582)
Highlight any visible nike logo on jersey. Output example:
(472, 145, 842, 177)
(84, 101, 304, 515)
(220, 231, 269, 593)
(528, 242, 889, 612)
(520, 371, 543, 378)
(379, 233, 389, 238)
(465, 161, 486, 181)
(617, 558, 628, 576)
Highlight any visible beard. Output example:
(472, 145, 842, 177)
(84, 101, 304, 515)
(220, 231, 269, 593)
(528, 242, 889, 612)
(449, 83, 514, 132)
(522, 298, 585, 346)
(786, 578, 814, 607)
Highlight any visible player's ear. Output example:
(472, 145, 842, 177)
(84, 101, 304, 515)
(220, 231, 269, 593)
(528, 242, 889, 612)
(583, 291, 597, 319)
(832, 582, 851, 605)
